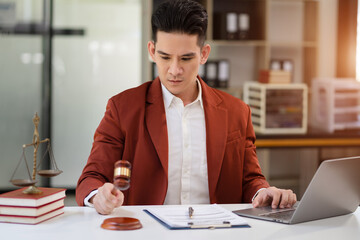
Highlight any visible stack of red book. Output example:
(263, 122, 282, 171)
(0, 187, 66, 224)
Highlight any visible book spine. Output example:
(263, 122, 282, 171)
(0, 198, 65, 216)
(0, 207, 64, 225)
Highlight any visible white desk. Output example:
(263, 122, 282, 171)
(1, 204, 360, 240)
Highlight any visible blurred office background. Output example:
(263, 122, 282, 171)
(0, 0, 359, 205)
(0, 0, 141, 193)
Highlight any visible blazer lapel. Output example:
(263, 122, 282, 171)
(201, 80, 228, 203)
(145, 78, 168, 176)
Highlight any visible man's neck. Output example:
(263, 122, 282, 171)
(178, 81, 199, 106)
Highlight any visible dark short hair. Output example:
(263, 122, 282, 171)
(151, 0, 208, 46)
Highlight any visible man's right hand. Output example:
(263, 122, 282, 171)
(90, 183, 124, 215)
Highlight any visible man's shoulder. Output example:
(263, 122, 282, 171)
(110, 81, 153, 104)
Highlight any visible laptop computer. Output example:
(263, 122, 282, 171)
(233, 156, 360, 224)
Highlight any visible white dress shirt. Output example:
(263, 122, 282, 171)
(162, 79, 210, 205)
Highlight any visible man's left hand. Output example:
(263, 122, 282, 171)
(252, 186, 297, 209)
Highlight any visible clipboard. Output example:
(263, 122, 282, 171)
(143, 204, 251, 230)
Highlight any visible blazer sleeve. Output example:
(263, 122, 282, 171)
(241, 105, 270, 202)
(75, 98, 124, 206)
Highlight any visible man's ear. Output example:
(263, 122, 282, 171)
(200, 44, 211, 64)
(148, 41, 156, 62)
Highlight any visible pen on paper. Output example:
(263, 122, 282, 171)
(188, 207, 194, 219)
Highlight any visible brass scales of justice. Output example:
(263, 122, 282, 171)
(10, 113, 62, 194)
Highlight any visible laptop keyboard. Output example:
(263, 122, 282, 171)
(259, 209, 295, 221)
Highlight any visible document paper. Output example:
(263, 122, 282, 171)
(144, 204, 249, 229)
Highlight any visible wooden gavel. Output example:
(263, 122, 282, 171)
(113, 160, 131, 191)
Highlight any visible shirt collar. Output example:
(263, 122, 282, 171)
(161, 79, 204, 109)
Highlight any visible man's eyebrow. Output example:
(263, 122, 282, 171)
(157, 50, 170, 56)
(182, 53, 196, 57)
(156, 50, 196, 57)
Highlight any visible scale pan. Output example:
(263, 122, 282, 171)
(10, 179, 37, 187)
(37, 169, 63, 177)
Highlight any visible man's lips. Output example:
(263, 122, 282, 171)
(168, 79, 182, 83)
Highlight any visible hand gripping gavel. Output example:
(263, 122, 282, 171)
(101, 160, 142, 231)
(113, 160, 131, 191)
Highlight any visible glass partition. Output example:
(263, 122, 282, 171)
(0, 0, 43, 189)
(51, 0, 141, 188)
(0, 0, 141, 190)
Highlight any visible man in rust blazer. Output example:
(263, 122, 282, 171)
(76, 0, 296, 215)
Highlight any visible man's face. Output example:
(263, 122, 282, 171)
(148, 31, 210, 102)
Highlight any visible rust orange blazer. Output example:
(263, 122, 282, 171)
(76, 77, 269, 206)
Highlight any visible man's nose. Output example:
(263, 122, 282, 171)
(168, 60, 183, 76)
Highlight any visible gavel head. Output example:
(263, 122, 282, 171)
(113, 160, 131, 191)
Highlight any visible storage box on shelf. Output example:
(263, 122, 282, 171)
(311, 78, 360, 133)
(243, 82, 308, 134)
